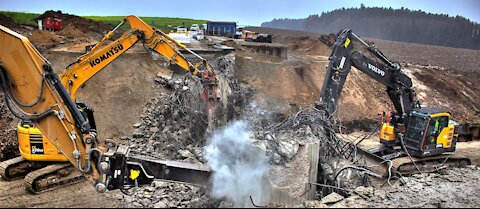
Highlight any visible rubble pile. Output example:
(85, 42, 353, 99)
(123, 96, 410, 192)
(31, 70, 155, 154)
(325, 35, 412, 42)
(249, 106, 369, 198)
(110, 181, 217, 208)
(111, 54, 250, 207)
(0, 93, 18, 161)
(128, 74, 209, 161)
(305, 165, 480, 208)
(127, 54, 248, 161)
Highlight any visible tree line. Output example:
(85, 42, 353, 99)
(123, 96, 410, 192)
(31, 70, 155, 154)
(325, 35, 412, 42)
(262, 6, 480, 50)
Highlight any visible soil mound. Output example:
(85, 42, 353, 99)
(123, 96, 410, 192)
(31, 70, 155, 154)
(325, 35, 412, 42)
(57, 24, 86, 38)
(27, 30, 62, 50)
(37, 10, 114, 35)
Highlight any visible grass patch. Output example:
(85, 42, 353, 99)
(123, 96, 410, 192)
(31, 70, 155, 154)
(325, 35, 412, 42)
(84, 16, 206, 31)
(0, 11, 40, 26)
(0, 11, 206, 31)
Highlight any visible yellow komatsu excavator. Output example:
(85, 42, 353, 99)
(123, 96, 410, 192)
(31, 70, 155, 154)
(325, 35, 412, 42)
(0, 16, 216, 194)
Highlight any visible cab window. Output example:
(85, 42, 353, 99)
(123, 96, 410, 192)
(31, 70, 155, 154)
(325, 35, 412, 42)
(425, 116, 448, 145)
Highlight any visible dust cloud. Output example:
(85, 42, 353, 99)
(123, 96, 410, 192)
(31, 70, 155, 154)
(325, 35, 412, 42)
(205, 121, 271, 207)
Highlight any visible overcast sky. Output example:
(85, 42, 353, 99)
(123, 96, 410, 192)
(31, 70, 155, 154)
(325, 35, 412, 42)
(1, 0, 479, 26)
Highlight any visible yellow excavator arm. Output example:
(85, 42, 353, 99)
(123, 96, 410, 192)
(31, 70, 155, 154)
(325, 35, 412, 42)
(62, 15, 214, 101)
(0, 25, 99, 182)
(0, 19, 211, 193)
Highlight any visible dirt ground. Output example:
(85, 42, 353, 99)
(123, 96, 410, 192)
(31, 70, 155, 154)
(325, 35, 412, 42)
(43, 48, 168, 140)
(0, 179, 118, 208)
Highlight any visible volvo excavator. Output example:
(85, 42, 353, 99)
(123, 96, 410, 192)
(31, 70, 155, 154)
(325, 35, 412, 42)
(0, 16, 216, 194)
(318, 29, 470, 175)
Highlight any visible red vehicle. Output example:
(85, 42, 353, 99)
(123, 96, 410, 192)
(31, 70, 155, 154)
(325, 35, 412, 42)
(52, 18, 62, 31)
(43, 17, 62, 31)
(44, 17, 52, 30)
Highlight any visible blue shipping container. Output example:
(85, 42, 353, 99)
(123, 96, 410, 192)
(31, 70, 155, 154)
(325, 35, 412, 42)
(207, 21, 236, 37)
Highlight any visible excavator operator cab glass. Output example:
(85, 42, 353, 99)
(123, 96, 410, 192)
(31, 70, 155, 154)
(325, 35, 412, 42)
(405, 110, 451, 153)
(424, 116, 449, 145)
(405, 113, 428, 144)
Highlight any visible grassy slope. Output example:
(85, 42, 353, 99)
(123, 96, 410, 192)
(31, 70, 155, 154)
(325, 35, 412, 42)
(85, 16, 206, 31)
(0, 11, 206, 31)
(0, 11, 39, 25)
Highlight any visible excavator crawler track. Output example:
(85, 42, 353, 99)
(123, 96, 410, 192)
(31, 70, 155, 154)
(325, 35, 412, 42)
(357, 147, 471, 178)
(24, 163, 85, 194)
(0, 156, 48, 181)
(394, 155, 471, 176)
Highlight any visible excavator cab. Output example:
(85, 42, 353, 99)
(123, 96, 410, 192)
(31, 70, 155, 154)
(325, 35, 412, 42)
(403, 108, 457, 157)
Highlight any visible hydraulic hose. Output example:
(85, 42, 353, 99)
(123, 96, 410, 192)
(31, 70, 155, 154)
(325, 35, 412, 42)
(0, 67, 54, 121)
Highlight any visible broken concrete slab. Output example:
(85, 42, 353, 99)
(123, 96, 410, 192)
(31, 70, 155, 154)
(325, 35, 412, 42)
(320, 192, 345, 205)
(304, 200, 328, 208)
(277, 141, 300, 159)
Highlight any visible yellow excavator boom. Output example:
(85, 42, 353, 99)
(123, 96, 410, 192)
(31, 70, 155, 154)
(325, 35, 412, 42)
(62, 15, 214, 101)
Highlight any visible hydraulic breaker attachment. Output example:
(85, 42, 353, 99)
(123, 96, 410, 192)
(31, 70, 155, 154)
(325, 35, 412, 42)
(94, 144, 211, 193)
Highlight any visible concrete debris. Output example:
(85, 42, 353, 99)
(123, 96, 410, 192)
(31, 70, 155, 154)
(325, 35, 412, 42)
(277, 140, 300, 159)
(177, 149, 195, 159)
(330, 166, 480, 208)
(273, 153, 282, 164)
(330, 195, 369, 208)
(354, 186, 374, 199)
(320, 192, 344, 205)
(304, 200, 328, 208)
(132, 129, 144, 139)
(133, 123, 142, 128)
(157, 72, 173, 80)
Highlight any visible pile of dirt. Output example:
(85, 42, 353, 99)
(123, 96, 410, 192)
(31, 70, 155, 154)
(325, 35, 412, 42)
(288, 36, 331, 56)
(27, 30, 62, 50)
(37, 10, 114, 35)
(0, 93, 18, 161)
(56, 24, 86, 38)
(319, 33, 336, 47)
